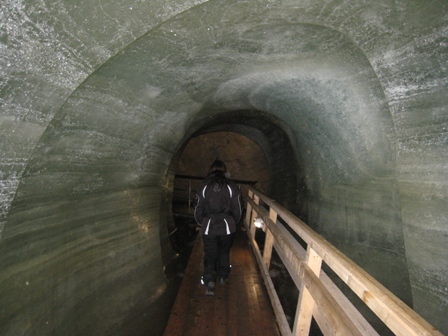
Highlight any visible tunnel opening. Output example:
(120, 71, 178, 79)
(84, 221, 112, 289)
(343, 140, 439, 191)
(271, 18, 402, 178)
(176, 131, 271, 192)
(184, 110, 306, 213)
(162, 112, 306, 327)
(165, 110, 306, 259)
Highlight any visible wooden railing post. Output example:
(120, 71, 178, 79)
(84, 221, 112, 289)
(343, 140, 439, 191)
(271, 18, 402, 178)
(263, 208, 277, 270)
(245, 190, 254, 231)
(293, 246, 322, 336)
(250, 194, 260, 239)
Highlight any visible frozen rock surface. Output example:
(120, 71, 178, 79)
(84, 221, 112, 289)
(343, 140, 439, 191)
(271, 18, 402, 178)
(0, 0, 447, 334)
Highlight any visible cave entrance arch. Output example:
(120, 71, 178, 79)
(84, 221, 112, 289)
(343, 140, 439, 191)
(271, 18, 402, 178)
(176, 131, 270, 193)
(171, 110, 305, 218)
(165, 112, 305, 273)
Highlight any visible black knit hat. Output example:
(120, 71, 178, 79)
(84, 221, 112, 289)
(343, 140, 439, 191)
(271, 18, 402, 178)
(209, 160, 226, 171)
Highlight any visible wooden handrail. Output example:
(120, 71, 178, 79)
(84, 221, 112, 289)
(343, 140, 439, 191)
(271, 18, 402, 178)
(241, 185, 442, 336)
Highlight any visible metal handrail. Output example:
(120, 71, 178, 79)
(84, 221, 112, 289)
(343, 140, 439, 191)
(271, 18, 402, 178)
(241, 185, 442, 336)
(173, 174, 257, 210)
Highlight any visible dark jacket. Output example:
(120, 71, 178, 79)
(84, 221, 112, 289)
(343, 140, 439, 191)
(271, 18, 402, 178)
(194, 172, 242, 236)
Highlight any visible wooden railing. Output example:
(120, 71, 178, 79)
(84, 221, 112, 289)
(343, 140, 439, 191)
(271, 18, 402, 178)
(242, 185, 442, 336)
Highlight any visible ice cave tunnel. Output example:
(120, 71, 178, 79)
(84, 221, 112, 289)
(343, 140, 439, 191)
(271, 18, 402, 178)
(1, 0, 447, 335)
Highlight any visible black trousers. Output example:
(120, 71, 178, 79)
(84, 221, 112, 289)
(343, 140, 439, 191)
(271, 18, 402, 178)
(202, 233, 235, 284)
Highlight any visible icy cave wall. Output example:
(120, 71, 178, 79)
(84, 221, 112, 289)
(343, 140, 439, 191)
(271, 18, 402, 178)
(1, 0, 447, 335)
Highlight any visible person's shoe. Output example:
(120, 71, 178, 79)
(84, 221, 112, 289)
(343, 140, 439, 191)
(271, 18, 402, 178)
(219, 277, 228, 285)
(205, 281, 215, 296)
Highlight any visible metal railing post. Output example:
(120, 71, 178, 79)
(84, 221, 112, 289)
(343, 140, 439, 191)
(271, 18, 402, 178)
(188, 179, 192, 209)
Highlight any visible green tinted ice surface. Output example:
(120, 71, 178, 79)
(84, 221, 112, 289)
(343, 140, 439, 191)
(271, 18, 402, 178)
(1, 0, 447, 334)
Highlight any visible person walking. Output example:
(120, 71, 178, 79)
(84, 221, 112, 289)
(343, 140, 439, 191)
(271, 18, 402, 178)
(194, 160, 242, 295)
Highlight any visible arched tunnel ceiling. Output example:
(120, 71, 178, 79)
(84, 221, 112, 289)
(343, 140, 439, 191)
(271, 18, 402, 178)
(1, 0, 447, 334)
(34, 4, 396, 188)
(2, 1, 446, 227)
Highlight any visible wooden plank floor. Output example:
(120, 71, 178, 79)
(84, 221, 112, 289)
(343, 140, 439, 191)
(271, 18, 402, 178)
(164, 228, 281, 336)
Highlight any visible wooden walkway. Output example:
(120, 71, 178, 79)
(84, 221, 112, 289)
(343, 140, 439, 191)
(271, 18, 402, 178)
(163, 228, 281, 336)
